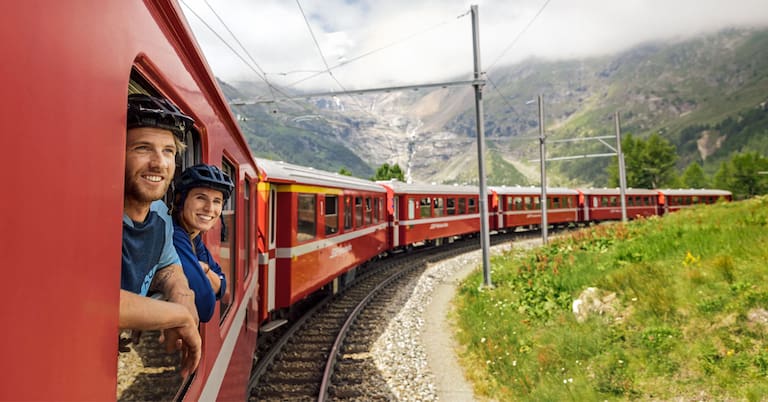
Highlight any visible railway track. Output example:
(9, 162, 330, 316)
(247, 234, 501, 401)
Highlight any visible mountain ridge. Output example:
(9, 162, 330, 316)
(222, 27, 768, 186)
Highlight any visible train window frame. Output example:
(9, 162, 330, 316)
(354, 196, 363, 227)
(296, 193, 317, 242)
(408, 198, 416, 220)
(364, 196, 372, 225)
(458, 198, 466, 215)
(468, 198, 477, 214)
(446, 198, 456, 215)
(433, 197, 444, 217)
(344, 196, 352, 230)
(324, 194, 339, 236)
(218, 159, 237, 323)
(419, 197, 431, 218)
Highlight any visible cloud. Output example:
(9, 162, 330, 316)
(180, 0, 768, 94)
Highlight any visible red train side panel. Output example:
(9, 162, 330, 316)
(379, 181, 481, 248)
(489, 186, 579, 230)
(578, 188, 659, 222)
(257, 159, 389, 312)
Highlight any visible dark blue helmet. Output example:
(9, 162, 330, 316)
(127, 93, 194, 138)
(175, 164, 234, 202)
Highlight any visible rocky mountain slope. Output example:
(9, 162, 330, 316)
(223, 27, 768, 186)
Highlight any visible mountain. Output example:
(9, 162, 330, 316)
(221, 27, 768, 186)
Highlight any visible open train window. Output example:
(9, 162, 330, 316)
(325, 195, 339, 235)
(433, 198, 444, 217)
(365, 197, 372, 225)
(354, 196, 363, 227)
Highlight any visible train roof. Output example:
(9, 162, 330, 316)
(656, 188, 733, 196)
(377, 180, 480, 195)
(578, 188, 659, 196)
(256, 158, 386, 193)
(489, 186, 579, 196)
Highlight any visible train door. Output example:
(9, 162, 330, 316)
(267, 186, 278, 316)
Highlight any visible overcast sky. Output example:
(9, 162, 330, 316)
(180, 0, 768, 95)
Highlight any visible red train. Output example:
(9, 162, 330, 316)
(1, 1, 733, 400)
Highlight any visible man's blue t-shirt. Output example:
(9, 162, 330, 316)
(172, 221, 227, 323)
(121, 200, 181, 296)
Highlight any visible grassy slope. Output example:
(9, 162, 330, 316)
(455, 196, 768, 400)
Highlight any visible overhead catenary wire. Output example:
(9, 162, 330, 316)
(179, 0, 314, 113)
(486, 0, 552, 73)
(202, 0, 280, 109)
(294, 0, 370, 114)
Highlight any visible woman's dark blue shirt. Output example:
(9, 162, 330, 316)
(172, 221, 226, 323)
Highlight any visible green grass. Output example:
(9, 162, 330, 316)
(454, 196, 768, 401)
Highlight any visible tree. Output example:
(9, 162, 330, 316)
(680, 162, 709, 188)
(609, 133, 678, 188)
(338, 167, 352, 176)
(372, 163, 405, 181)
(729, 152, 768, 198)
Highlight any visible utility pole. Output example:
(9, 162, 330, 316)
(470, 5, 492, 288)
(615, 112, 627, 222)
(538, 95, 548, 244)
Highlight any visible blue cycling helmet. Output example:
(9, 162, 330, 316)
(175, 164, 234, 202)
(127, 93, 194, 138)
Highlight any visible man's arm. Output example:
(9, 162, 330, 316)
(119, 290, 201, 376)
(150, 264, 199, 325)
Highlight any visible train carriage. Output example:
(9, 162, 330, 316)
(379, 181, 481, 249)
(657, 189, 733, 214)
(256, 159, 389, 324)
(2, 1, 261, 400)
(578, 188, 659, 222)
(489, 186, 580, 231)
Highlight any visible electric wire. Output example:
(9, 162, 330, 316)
(202, 0, 280, 107)
(486, 0, 552, 73)
(294, 0, 369, 114)
(284, 10, 470, 88)
(180, 0, 315, 113)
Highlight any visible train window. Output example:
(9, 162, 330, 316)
(354, 197, 363, 227)
(373, 198, 380, 222)
(433, 198, 444, 217)
(611, 196, 619, 207)
(365, 197, 372, 225)
(325, 195, 339, 235)
(532, 196, 540, 210)
(408, 198, 416, 219)
(219, 160, 236, 321)
(344, 196, 352, 230)
(468, 198, 477, 213)
(458, 198, 466, 214)
(297, 194, 316, 242)
(447, 198, 456, 215)
(420, 197, 431, 218)
(552, 197, 560, 209)
(524, 196, 532, 210)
